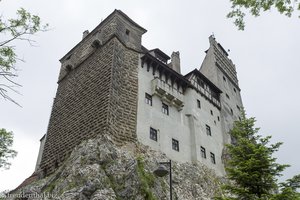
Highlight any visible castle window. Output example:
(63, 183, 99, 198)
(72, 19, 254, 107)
(223, 76, 226, 82)
(217, 116, 220, 121)
(65, 64, 72, 72)
(239, 116, 241, 121)
(145, 93, 152, 106)
(172, 139, 179, 152)
(210, 152, 216, 164)
(162, 103, 169, 115)
(233, 88, 237, 93)
(210, 110, 213, 116)
(226, 93, 230, 99)
(197, 99, 201, 108)
(125, 29, 130, 35)
(200, 146, 206, 158)
(236, 105, 240, 111)
(150, 127, 157, 141)
(230, 108, 233, 115)
(206, 125, 211, 136)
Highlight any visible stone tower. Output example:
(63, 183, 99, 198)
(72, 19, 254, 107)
(200, 35, 243, 144)
(39, 10, 147, 175)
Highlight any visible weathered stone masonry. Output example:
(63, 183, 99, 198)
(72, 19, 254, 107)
(40, 10, 147, 175)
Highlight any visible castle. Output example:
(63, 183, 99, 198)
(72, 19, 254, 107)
(36, 10, 243, 177)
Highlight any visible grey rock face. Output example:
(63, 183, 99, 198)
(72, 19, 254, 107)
(12, 135, 222, 200)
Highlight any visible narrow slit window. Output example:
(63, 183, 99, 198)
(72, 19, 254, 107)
(145, 93, 152, 106)
(206, 125, 211, 136)
(197, 99, 201, 108)
(210, 152, 216, 164)
(201, 146, 206, 158)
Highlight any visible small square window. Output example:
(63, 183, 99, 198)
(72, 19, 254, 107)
(172, 139, 179, 152)
(197, 99, 201, 109)
(162, 103, 169, 115)
(233, 88, 237, 93)
(210, 110, 213, 116)
(226, 93, 230, 99)
(150, 127, 157, 141)
(206, 125, 211, 136)
(210, 152, 216, 164)
(145, 93, 152, 106)
(125, 29, 130, 35)
(201, 146, 206, 158)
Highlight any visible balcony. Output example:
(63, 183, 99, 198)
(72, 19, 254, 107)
(151, 77, 184, 110)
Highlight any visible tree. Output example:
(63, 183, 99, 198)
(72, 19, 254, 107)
(271, 175, 300, 200)
(227, 0, 300, 30)
(0, 128, 17, 169)
(216, 111, 300, 199)
(0, 7, 48, 105)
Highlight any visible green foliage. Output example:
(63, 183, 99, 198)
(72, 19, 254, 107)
(216, 110, 300, 200)
(227, 0, 300, 30)
(0, 190, 9, 199)
(0, 7, 48, 105)
(271, 175, 300, 200)
(0, 128, 17, 169)
(44, 182, 56, 194)
(136, 156, 157, 200)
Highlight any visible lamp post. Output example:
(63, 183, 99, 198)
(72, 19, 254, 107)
(153, 160, 172, 200)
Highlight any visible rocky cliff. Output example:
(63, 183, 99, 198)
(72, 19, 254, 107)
(10, 135, 223, 199)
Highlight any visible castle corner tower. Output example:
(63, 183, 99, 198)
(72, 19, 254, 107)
(39, 10, 147, 175)
(200, 35, 243, 144)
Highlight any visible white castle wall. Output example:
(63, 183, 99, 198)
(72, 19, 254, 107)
(136, 56, 226, 176)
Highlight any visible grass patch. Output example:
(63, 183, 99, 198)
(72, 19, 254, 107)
(136, 156, 157, 200)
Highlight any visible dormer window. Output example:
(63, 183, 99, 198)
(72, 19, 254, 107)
(149, 48, 170, 64)
(66, 54, 72, 60)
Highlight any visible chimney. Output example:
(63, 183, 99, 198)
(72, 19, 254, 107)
(82, 30, 89, 39)
(171, 51, 181, 74)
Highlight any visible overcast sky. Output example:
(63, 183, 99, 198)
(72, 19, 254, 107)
(0, 0, 299, 191)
